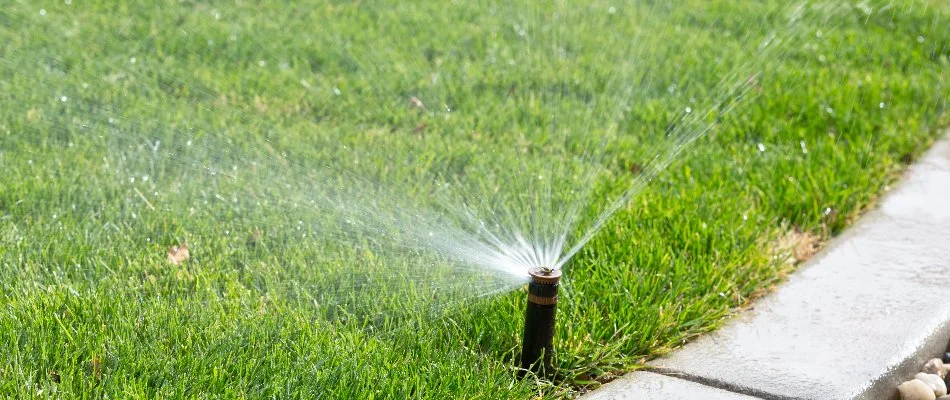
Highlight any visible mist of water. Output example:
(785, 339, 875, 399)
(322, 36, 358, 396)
(0, 0, 885, 328)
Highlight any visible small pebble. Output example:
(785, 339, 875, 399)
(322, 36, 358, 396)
(916, 373, 948, 397)
(924, 358, 946, 378)
(899, 379, 937, 400)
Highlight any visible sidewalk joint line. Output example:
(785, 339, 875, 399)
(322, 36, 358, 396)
(648, 367, 802, 400)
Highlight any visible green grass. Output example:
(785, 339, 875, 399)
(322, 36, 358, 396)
(1, 0, 948, 398)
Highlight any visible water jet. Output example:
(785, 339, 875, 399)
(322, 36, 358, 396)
(521, 266, 561, 376)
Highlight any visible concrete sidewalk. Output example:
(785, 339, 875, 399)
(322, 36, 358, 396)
(584, 134, 950, 400)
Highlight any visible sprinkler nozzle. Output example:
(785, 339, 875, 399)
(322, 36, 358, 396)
(521, 267, 561, 376)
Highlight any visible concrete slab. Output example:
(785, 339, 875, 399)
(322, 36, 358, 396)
(642, 135, 950, 399)
(582, 371, 763, 400)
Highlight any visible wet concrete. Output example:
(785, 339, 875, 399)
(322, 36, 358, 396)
(585, 134, 950, 400)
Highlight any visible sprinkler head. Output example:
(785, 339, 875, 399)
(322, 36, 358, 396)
(521, 267, 561, 376)
(526, 267, 561, 306)
(530, 266, 559, 279)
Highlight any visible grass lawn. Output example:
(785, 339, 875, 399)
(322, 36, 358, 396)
(1, 0, 948, 398)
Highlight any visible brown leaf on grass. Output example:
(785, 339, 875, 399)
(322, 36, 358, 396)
(213, 94, 229, 108)
(247, 229, 263, 248)
(49, 369, 61, 384)
(26, 108, 40, 122)
(87, 357, 102, 381)
(628, 162, 643, 175)
(774, 227, 822, 265)
(254, 95, 269, 113)
(167, 243, 190, 265)
(409, 96, 427, 111)
(792, 233, 821, 262)
(747, 74, 761, 93)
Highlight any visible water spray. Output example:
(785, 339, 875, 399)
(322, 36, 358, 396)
(521, 266, 561, 376)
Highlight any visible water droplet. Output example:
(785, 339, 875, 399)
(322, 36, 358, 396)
(428, 232, 434, 237)
(130, 57, 137, 64)
(608, 6, 617, 14)
(879, 102, 885, 109)
(186, 140, 192, 146)
(27, 160, 32, 164)
(39, 9, 47, 16)
(60, 96, 67, 102)
(685, 107, 692, 113)
(757, 143, 766, 152)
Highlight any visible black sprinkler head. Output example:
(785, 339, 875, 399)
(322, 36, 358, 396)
(521, 267, 561, 376)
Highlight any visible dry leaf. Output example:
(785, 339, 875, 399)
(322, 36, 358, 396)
(167, 243, 190, 265)
(26, 108, 40, 122)
(628, 162, 643, 175)
(774, 227, 821, 265)
(87, 357, 102, 381)
(247, 229, 263, 248)
(49, 369, 60, 384)
(409, 96, 427, 111)
(254, 95, 269, 113)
